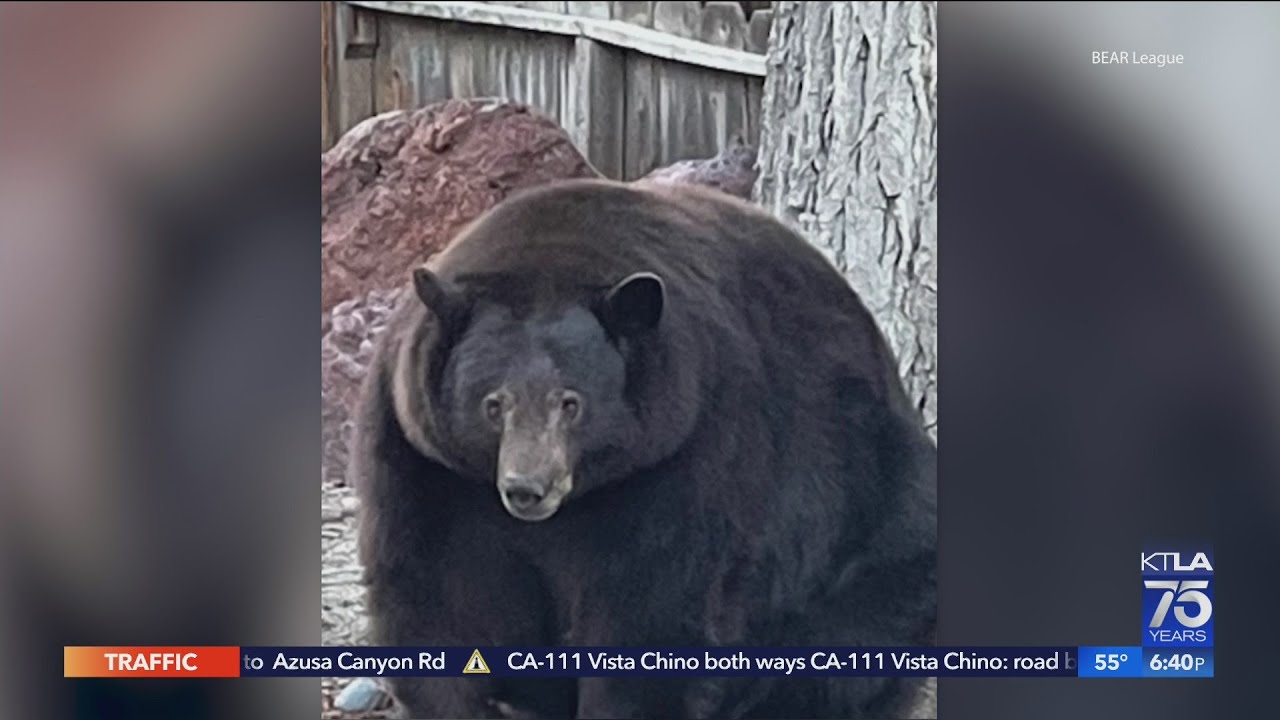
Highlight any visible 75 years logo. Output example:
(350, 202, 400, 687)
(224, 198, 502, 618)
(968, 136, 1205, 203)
(1141, 549, 1213, 647)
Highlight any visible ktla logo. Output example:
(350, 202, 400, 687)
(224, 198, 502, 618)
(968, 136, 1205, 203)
(1141, 551, 1212, 574)
(1142, 551, 1213, 646)
(1144, 579, 1212, 629)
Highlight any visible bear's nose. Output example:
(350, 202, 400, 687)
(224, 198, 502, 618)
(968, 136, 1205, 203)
(501, 477, 546, 510)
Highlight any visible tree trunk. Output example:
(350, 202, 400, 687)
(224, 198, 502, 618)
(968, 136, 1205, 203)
(754, 1, 938, 439)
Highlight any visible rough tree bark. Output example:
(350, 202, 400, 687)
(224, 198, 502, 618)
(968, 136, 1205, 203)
(754, 1, 938, 439)
(753, 4, 938, 715)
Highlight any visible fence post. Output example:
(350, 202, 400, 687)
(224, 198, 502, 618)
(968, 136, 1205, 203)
(332, 2, 377, 144)
(568, 37, 626, 179)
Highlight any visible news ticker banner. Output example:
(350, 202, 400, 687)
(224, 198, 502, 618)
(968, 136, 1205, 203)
(63, 645, 1210, 680)
(63, 548, 1214, 681)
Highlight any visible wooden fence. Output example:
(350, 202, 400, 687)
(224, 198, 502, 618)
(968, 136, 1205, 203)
(321, 1, 773, 180)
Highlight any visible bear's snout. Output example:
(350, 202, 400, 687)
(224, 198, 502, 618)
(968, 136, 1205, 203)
(501, 475, 546, 511)
(496, 470, 571, 522)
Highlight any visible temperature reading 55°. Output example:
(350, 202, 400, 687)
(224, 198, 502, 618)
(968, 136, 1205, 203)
(1094, 652, 1128, 671)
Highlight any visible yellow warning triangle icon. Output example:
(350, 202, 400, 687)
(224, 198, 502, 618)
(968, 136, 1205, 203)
(463, 649, 491, 675)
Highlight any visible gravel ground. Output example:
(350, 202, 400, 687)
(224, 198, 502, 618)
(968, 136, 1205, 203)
(321, 481, 387, 718)
(323, 292, 400, 719)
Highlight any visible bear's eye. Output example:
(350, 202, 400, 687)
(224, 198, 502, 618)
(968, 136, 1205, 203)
(560, 392, 582, 422)
(482, 395, 504, 426)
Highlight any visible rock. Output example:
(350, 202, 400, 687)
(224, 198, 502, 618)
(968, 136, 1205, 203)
(322, 287, 402, 487)
(321, 98, 601, 313)
(333, 677, 392, 713)
(635, 134, 760, 200)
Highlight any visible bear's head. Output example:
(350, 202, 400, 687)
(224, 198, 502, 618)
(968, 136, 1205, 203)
(409, 267, 666, 522)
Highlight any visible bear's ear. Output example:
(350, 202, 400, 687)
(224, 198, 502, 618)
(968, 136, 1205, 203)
(600, 272, 665, 336)
(412, 268, 464, 325)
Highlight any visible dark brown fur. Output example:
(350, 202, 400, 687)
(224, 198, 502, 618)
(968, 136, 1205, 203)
(353, 179, 937, 719)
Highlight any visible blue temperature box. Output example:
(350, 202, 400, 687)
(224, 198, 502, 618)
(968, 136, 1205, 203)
(1078, 646, 1143, 678)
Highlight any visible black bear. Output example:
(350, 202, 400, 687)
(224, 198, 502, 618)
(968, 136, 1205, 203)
(353, 179, 936, 719)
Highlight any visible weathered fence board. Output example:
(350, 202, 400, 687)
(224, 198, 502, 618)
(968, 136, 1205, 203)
(622, 53, 662, 179)
(653, 2, 703, 40)
(489, 1, 568, 11)
(567, 1, 613, 19)
(569, 37, 628, 179)
(613, 1, 654, 27)
(747, 8, 772, 53)
(322, 1, 333, 148)
(324, 1, 771, 179)
(373, 13, 572, 123)
(331, 4, 377, 145)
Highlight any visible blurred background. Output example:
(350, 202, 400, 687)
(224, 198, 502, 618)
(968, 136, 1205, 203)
(941, 3, 1280, 718)
(0, 2, 320, 718)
